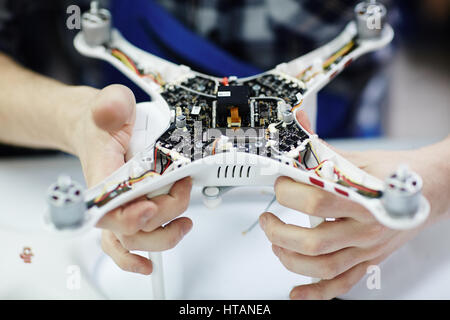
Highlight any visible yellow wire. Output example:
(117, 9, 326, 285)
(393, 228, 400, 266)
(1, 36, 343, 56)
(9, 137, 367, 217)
(302, 71, 323, 82)
(323, 40, 355, 69)
(111, 50, 137, 73)
(94, 171, 159, 203)
(314, 161, 326, 176)
(291, 99, 303, 112)
(94, 180, 121, 203)
(128, 171, 159, 184)
(294, 40, 354, 83)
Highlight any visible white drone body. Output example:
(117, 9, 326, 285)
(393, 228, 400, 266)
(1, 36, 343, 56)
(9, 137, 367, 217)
(44, 1, 429, 299)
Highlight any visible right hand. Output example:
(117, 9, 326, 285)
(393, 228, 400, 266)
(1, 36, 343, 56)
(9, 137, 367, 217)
(72, 84, 193, 274)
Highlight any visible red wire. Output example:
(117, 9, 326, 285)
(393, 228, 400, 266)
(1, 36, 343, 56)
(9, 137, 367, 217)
(95, 183, 125, 203)
(306, 160, 327, 171)
(334, 169, 378, 194)
(162, 160, 171, 174)
(154, 147, 158, 171)
(112, 48, 140, 75)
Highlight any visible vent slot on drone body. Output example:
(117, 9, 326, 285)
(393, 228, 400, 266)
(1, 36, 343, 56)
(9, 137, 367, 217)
(217, 165, 252, 179)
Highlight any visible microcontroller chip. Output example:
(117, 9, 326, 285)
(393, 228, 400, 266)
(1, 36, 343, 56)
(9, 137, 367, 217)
(217, 85, 249, 108)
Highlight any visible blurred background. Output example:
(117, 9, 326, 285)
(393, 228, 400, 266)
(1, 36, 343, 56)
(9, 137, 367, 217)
(0, 0, 448, 158)
(385, 0, 449, 139)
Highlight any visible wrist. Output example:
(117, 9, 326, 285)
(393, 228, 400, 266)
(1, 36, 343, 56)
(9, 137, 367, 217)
(408, 138, 450, 226)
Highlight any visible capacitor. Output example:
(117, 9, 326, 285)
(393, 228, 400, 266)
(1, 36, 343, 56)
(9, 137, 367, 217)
(282, 110, 294, 125)
(176, 114, 186, 128)
(81, 1, 112, 46)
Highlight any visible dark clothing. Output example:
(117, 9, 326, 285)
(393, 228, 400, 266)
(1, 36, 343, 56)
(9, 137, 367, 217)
(0, 0, 394, 156)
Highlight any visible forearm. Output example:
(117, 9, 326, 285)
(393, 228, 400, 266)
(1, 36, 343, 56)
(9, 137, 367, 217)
(412, 136, 450, 225)
(0, 53, 98, 154)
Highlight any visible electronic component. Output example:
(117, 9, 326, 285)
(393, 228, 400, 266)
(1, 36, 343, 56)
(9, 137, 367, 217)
(382, 165, 423, 217)
(216, 85, 250, 127)
(176, 114, 187, 128)
(47, 175, 86, 229)
(354, 1, 387, 39)
(282, 110, 294, 125)
(81, 1, 111, 46)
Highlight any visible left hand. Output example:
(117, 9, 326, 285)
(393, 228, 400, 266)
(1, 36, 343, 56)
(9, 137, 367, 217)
(71, 84, 193, 274)
(258, 112, 445, 300)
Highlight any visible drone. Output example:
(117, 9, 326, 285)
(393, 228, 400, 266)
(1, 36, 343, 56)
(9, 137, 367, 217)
(44, 1, 429, 298)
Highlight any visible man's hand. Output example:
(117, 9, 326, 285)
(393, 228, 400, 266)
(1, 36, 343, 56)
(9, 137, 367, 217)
(259, 112, 450, 300)
(72, 85, 193, 275)
(0, 54, 193, 275)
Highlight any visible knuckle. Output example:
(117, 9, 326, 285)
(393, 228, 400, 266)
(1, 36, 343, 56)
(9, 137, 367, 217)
(119, 235, 135, 251)
(302, 236, 324, 256)
(279, 253, 295, 273)
(365, 223, 388, 242)
(179, 197, 190, 212)
(120, 214, 139, 235)
(305, 192, 324, 215)
(321, 261, 339, 280)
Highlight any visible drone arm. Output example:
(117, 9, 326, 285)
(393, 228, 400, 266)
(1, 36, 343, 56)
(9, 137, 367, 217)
(276, 21, 393, 97)
(74, 29, 192, 101)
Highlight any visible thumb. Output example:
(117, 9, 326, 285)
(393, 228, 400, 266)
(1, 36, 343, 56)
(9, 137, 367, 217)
(295, 110, 314, 134)
(91, 84, 136, 132)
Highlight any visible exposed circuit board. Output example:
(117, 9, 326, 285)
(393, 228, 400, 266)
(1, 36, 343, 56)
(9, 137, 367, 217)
(157, 73, 310, 163)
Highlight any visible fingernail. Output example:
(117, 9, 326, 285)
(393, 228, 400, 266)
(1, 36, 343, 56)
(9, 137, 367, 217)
(182, 222, 193, 235)
(290, 290, 306, 300)
(274, 176, 286, 189)
(272, 245, 281, 256)
(137, 266, 149, 275)
(259, 215, 267, 229)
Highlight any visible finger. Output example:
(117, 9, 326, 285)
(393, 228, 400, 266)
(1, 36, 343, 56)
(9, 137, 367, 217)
(289, 253, 389, 300)
(92, 84, 136, 132)
(101, 230, 152, 275)
(96, 197, 158, 235)
(272, 244, 379, 280)
(117, 217, 193, 252)
(274, 176, 369, 221)
(141, 177, 193, 232)
(295, 110, 313, 134)
(260, 212, 388, 255)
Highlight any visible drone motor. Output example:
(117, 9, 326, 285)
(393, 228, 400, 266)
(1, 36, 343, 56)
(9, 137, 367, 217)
(354, 0, 387, 40)
(81, 1, 112, 46)
(47, 175, 86, 229)
(382, 165, 423, 218)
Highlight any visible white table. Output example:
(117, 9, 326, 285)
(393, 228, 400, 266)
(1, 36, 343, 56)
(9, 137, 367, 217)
(0, 138, 449, 299)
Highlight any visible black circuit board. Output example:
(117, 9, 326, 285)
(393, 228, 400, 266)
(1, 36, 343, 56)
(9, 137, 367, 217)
(157, 74, 310, 162)
(241, 74, 305, 105)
